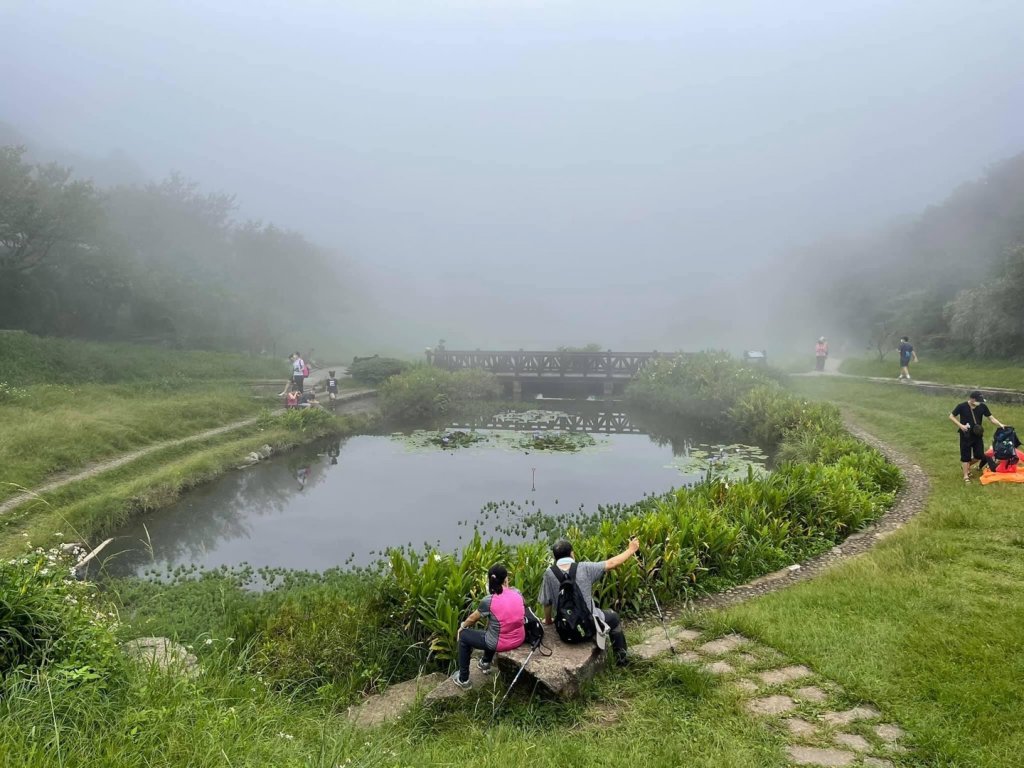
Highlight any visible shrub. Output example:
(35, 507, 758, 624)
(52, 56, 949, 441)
(0, 547, 123, 684)
(254, 585, 420, 700)
(349, 356, 410, 386)
(378, 365, 500, 422)
(625, 351, 785, 427)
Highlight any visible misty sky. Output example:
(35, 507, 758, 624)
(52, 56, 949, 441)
(3, 1, 1023, 351)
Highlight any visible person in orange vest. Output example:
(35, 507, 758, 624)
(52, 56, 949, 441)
(815, 337, 828, 372)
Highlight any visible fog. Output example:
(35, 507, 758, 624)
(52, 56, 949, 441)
(3, 0, 1023, 354)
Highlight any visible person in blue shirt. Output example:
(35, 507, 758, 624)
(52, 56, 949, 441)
(897, 337, 918, 380)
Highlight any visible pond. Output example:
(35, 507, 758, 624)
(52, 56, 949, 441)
(100, 404, 765, 578)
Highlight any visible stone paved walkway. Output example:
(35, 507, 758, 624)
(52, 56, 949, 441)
(634, 624, 909, 767)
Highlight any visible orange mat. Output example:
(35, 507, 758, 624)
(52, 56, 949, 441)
(981, 469, 1024, 485)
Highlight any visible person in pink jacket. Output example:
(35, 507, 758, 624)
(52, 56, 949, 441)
(451, 563, 526, 689)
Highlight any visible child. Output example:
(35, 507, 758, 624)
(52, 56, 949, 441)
(326, 370, 339, 401)
(285, 390, 300, 409)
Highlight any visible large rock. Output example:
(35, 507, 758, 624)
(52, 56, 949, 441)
(494, 635, 607, 699)
(123, 637, 199, 677)
(348, 672, 446, 728)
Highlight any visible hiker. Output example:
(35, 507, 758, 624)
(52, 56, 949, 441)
(291, 351, 306, 393)
(451, 563, 527, 690)
(949, 391, 1005, 483)
(298, 387, 321, 409)
(326, 370, 339, 401)
(815, 337, 828, 372)
(898, 337, 918, 380)
(539, 536, 639, 667)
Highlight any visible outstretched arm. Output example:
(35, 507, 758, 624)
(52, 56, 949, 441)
(988, 413, 1005, 429)
(604, 537, 640, 571)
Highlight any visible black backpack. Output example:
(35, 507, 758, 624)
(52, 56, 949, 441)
(993, 426, 1021, 464)
(524, 607, 546, 650)
(550, 563, 595, 644)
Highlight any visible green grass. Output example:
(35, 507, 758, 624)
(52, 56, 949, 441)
(721, 377, 1024, 767)
(0, 410, 361, 557)
(0, 382, 269, 503)
(0, 331, 283, 385)
(839, 354, 1024, 390)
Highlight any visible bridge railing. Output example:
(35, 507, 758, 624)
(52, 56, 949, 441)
(426, 349, 666, 377)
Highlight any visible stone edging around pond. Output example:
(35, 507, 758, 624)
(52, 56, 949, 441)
(678, 416, 929, 615)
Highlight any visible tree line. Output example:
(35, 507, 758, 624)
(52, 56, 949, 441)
(0, 145, 342, 352)
(775, 151, 1024, 358)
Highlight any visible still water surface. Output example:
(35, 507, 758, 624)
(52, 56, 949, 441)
(103, 410, 742, 576)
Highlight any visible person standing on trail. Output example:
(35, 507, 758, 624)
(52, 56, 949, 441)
(291, 351, 305, 393)
(815, 337, 828, 372)
(898, 337, 918, 380)
(950, 391, 1004, 483)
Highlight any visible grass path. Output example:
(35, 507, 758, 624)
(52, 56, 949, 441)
(0, 415, 261, 516)
(0, 385, 375, 518)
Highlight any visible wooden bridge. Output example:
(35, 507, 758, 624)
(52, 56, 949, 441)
(426, 348, 670, 398)
(426, 349, 665, 379)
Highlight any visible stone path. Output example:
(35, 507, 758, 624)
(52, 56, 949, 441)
(634, 624, 910, 766)
(680, 416, 929, 614)
(794, 358, 1024, 405)
(0, 387, 375, 516)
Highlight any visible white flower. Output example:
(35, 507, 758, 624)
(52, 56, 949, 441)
(204, 638, 214, 646)
(433, 553, 441, 562)
(277, 732, 294, 740)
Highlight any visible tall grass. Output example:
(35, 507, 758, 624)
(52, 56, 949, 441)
(0, 331, 282, 385)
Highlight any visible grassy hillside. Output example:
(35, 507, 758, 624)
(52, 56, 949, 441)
(0, 334, 291, 505)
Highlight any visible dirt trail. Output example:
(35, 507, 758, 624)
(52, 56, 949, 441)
(0, 384, 375, 517)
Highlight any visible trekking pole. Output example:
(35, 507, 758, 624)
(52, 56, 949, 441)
(491, 645, 538, 721)
(635, 550, 675, 655)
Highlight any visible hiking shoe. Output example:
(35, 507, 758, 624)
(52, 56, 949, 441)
(477, 659, 492, 674)
(615, 653, 630, 668)
(450, 672, 472, 690)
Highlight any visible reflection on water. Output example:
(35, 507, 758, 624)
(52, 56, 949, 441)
(102, 408, 752, 577)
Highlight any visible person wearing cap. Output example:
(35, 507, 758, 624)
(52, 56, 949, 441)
(815, 337, 828, 372)
(949, 391, 1005, 483)
(451, 563, 527, 690)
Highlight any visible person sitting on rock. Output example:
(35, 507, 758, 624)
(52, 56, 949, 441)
(538, 536, 639, 667)
(451, 563, 526, 690)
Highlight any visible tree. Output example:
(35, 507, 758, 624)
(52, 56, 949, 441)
(0, 146, 102, 276)
(868, 311, 900, 362)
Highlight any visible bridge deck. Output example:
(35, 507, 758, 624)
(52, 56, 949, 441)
(427, 349, 667, 379)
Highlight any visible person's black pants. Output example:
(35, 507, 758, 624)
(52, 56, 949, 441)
(815, 357, 826, 371)
(602, 609, 627, 661)
(292, 374, 304, 392)
(457, 629, 495, 682)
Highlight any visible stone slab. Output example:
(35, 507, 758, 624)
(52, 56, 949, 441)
(862, 759, 895, 768)
(786, 745, 856, 766)
(347, 673, 446, 728)
(794, 685, 828, 703)
(707, 660, 734, 676)
(821, 706, 881, 726)
(634, 627, 701, 660)
(833, 733, 871, 752)
(494, 635, 607, 699)
(874, 723, 905, 744)
(783, 718, 818, 739)
(424, 664, 493, 704)
(758, 664, 812, 685)
(698, 634, 747, 655)
(745, 695, 796, 717)
(123, 637, 199, 678)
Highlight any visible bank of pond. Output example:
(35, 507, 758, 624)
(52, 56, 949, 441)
(7, 358, 903, 712)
